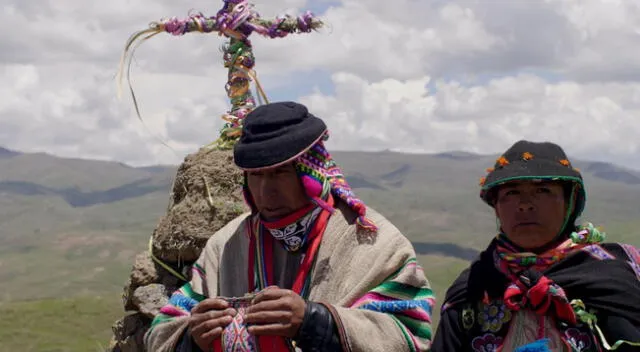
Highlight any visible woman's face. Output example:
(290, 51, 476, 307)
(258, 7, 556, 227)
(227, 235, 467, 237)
(494, 180, 568, 250)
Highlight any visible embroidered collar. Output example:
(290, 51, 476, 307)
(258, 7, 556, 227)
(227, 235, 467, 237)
(494, 223, 606, 273)
(260, 203, 322, 252)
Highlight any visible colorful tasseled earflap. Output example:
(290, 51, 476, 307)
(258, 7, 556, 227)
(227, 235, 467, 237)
(295, 132, 334, 212)
(240, 133, 379, 233)
(296, 132, 378, 232)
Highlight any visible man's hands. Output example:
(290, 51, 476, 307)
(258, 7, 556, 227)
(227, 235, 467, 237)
(187, 287, 307, 350)
(188, 298, 237, 351)
(244, 287, 307, 338)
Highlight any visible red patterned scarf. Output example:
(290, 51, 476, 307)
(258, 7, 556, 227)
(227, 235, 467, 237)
(260, 202, 322, 252)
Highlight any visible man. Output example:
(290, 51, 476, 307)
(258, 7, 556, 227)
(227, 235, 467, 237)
(145, 101, 435, 352)
(432, 140, 640, 351)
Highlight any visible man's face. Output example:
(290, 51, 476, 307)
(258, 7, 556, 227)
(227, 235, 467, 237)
(246, 163, 309, 220)
(494, 180, 568, 250)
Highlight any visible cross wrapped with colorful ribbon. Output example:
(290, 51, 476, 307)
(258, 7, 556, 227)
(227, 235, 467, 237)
(117, 0, 323, 150)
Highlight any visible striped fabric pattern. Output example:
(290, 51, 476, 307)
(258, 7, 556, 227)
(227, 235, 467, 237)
(149, 264, 207, 329)
(150, 283, 205, 328)
(350, 258, 435, 352)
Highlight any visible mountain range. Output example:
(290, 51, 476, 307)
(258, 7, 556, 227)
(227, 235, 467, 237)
(0, 145, 638, 350)
(0, 145, 638, 302)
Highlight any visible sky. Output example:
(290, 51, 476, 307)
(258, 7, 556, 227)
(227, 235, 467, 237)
(2, 0, 640, 168)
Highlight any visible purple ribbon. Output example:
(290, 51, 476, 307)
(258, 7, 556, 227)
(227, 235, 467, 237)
(163, 17, 187, 35)
(297, 11, 314, 32)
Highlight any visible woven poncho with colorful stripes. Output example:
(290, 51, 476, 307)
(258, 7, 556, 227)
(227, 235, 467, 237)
(349, 257, 435, 352)
(150, 259, 435, 352)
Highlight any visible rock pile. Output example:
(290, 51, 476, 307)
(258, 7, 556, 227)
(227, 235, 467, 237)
(108, 147, 247, 351)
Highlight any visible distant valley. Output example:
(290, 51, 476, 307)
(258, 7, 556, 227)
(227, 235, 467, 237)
(0, 146, 638, 302)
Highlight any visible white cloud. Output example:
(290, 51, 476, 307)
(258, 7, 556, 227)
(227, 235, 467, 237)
(2, 0, 640, 168)
(253, 0, 504, 79)
(553, 1, 640, 81)
(300, 72, 640, 167)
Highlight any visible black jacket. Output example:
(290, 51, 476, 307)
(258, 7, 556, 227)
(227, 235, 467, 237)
(431, 242, 640, 351)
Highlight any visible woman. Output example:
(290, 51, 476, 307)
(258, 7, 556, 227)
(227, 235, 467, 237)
(432, 140, 640, 351)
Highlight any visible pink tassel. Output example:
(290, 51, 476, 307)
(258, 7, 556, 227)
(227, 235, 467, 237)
(300, 174, 323, 198)
(312, 197, 335, 213)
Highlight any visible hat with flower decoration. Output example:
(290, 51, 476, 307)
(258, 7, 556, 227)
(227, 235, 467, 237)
(479, 140, 586, 219)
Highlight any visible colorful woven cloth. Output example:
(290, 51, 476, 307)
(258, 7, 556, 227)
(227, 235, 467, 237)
(150, 264, 207, 329)
(146, 201, 434, 352)
(493, 223, 606, 281)
(349, 258, 435, 352)
(502, 270, 577, 326)
(494, 237, 578, 273)
(299, 133, 377, 232)
(152, 286, 294, 352)
(492, 224, 608, 338)
(494, 236, 580, 326)
(212, 297, 295, 352)
(220, 304, 257, 352)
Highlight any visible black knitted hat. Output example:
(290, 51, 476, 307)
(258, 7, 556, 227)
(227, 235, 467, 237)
(233, 101, 327, 170)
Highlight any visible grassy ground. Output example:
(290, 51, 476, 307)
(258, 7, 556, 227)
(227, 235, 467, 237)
(0, 230, 146, 301)
(0, 295, 122, 352)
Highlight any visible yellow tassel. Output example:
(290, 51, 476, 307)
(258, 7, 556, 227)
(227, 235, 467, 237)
(116, 25, 164, 100)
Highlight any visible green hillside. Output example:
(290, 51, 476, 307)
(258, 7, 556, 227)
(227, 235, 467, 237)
(0, 147, 638, 351)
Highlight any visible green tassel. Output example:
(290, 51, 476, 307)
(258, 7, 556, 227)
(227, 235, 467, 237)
(571, 222, 606, 244)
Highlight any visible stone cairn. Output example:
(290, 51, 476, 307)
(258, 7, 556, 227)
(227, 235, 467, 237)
(108, 148, 246, 351)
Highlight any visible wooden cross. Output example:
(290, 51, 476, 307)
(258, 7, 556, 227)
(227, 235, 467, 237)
(118, 0, 323, 150)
